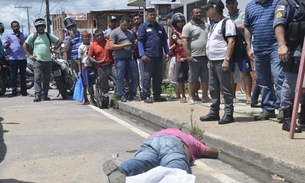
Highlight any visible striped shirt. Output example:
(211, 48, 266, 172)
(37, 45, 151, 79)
(244, 0, 278, 53)
(63, 31, 83, 60)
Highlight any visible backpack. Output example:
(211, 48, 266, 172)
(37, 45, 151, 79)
(31, 32, 52, 50)
(288, 0, 305, 47)
(221, 18, 247, 63)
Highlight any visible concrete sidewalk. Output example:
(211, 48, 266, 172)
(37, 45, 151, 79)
(119, 93, 305, 183)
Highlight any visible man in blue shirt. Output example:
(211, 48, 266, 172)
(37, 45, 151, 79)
(273, 0, 305, 133)
(63, 17, 83, 78)
(4, 21, 28, 96)
(137, 8, 169, 103)
(244, 0, 284, 121)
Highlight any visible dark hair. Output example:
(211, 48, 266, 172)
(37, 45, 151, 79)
(191, 6, 201, 16)
(133, 14, 141, 18)
(146, 8, 156, 13)
(121, 14, 132, 23)
(11, 20, 19, 26)
(94, 29, 104, 35)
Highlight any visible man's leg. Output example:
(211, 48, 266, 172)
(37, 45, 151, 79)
(152, 57, 164, 99)
(238, 58, 252, 103)
(169, 56, 179, 98)
(98, 66, 112, 94)
(188, 59, 200, 104)
(199, 56, 210, 101)
(254, 54, 276, 120)
(19, 60, 27, 96)
(142, 58, 154, 101)
(33, 61, 43, 101)
(115, 59, 127, 100)
(9, 60, 18, 96)
(137, 58, 144, 98)
(42, 61, 52, 99)
(127, 58, 138, 98)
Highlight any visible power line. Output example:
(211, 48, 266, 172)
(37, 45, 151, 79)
(39, 0, 44, 15)
(15, 6, 32, 35)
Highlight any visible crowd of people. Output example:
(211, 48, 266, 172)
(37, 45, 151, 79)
(1, 0, 305, 133)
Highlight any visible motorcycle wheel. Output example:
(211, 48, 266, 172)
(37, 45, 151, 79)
(26, 73, 34, 89)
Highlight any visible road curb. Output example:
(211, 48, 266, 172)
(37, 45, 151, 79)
(119, 103, 305, 183)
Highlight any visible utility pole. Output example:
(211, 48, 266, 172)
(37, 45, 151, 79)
(46, 0, 51, 33)
(15, 6, 32, 35)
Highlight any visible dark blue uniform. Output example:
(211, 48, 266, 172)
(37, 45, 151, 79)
(273, 0, 305, 131)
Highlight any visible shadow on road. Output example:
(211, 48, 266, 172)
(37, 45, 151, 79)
(0, 179, 35, 183)
(0, 117, 7, 163)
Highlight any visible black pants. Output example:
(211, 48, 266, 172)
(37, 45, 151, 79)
(10, 60, 27, 95)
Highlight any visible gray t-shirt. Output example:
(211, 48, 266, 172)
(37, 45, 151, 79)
(182, 20, 209, 57)
(109, 28, 134, 59)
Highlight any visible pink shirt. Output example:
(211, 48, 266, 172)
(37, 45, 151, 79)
(148, 128, 207, 164)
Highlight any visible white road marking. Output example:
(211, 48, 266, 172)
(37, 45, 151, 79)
(90, 105, 240, 183)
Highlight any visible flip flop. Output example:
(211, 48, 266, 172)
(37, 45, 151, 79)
(180, 97, 187, 103)
(188, 99, 195, 105)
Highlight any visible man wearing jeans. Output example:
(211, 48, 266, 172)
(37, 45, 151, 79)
(4, 21, 28, 96)
(23, 18, 62, 102)
(109, 15, 139, 102)
(244, 0, 284, 121)
(102, 128, 219, 183)
(137, 8, 169, 103)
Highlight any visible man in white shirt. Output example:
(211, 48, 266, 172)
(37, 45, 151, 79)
(200, 0, 236, 124)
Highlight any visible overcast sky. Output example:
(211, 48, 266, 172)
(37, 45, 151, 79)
(0, 0, 251, 39)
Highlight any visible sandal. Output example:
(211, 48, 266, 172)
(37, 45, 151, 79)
(180, 97, 187, 103)
(188, 99, 195, 105)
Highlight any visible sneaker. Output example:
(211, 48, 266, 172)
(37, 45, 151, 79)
(277, 110, 284, 123)
(33, 96, 41, 102)
(120, 96, 127, 102)
(201, 98, 211, 103)
(103, 160, 126, 183)
(254, 111, 276, 121)
(154, 96, 167, 102)
(218, 115, 234, 125)
(42, 96, 51, 101)
(129, 95, 141, 101)
(144, 97, 153, 103)
(282, 118, 302, 133)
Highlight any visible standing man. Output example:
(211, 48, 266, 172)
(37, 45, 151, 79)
(244, 0, 284, 121)
(109, 15, 139, 102)
(23, 17, 62, 102)
(182, 7, 210, 105)
(137, 8, 169, 103)
(200, 0, 235, 124)
(88, 29, 114, 97)
(273, 0, 305, 132)
(226, 0, 252, 104)
(63, 17, 83, 78)
(4, 21, 28, 96)
(104, 16, 118, 39)
(131, 14, 143, 98)
(0, 22, 5, 62)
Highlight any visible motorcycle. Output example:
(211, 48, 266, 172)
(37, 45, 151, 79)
(51, 55, 75, 99)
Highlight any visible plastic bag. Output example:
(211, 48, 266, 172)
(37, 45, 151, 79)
(73, 76, 84, 102)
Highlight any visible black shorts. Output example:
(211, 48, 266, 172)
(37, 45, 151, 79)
(175, 61, 189, 83)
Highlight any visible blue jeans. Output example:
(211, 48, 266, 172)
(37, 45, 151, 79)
(115, 58, 138, 97)
(9, 60, 27, 95)
(254, 50, 284, 112)
(119, 135, 191, 176)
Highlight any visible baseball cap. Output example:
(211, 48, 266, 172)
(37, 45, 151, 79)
(110, 16, 117, 22)
(201, 0, 225, 11)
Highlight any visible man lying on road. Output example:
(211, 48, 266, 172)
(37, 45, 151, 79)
(103, 128, 219, 183)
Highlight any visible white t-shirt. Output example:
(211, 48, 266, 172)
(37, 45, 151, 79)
(206, 19, 236, 61)
(78, 43, 92, 67)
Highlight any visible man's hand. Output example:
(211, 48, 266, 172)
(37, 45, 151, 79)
(29, 55, 36, 61)
(68, 32, 75, 40)
(278, 44, 289, 62)
(165, 54, 170, 62)
(186, 55, 193, 62)
(222, 60, 230, 71)
(97, 60, 105, 63)
(141, 55, 148, 62)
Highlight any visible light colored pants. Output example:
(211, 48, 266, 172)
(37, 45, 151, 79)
(137, 58, 144, 92)
(168, 56, 177, 87)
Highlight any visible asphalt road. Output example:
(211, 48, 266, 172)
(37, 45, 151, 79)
(0, 89, 272, 183)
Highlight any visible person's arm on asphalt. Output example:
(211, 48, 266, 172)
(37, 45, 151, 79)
(200, 146, 219, 159)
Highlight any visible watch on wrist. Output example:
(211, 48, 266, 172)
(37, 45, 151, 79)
(225, 56, 231, 61)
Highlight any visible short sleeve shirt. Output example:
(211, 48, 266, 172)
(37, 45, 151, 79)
(109, 27, 134, 59)
(78, 43, 92, 67)
(206, 19, 236, 60)
(182, 20, 209, 57)
(88, 40, 113, 65)
(63, 31, 83, 60)
(25, 33, 59, 62)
